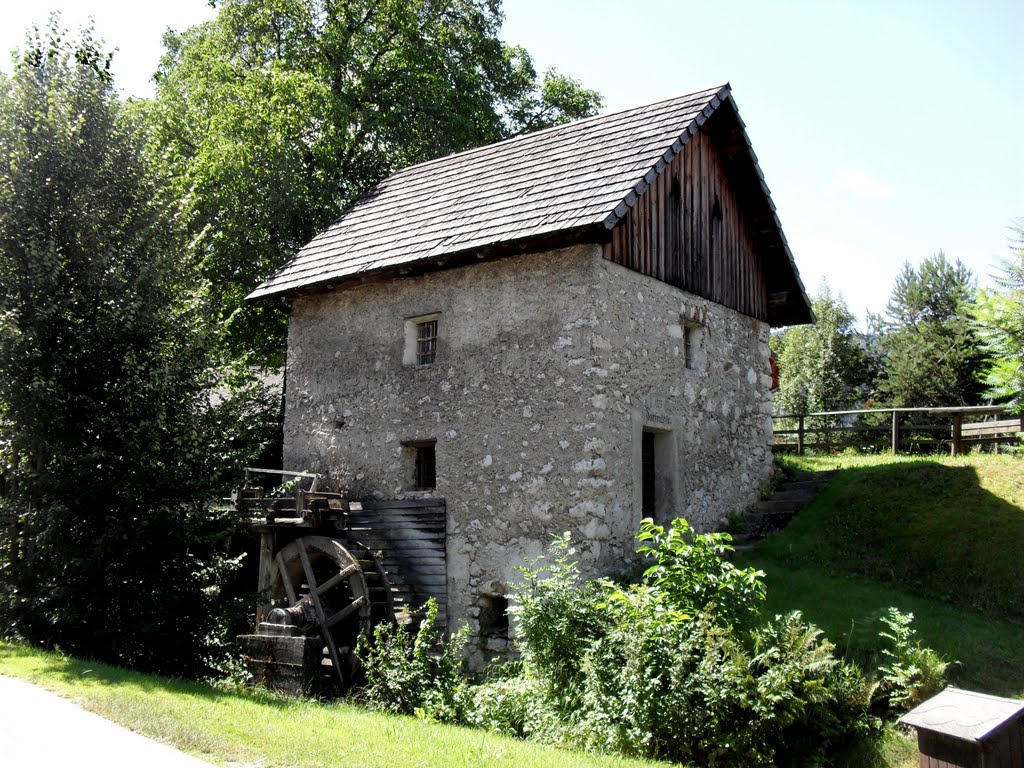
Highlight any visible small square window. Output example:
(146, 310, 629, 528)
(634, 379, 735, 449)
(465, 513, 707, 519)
(416, 319, 437, 365)
(403, 313, 440, 366)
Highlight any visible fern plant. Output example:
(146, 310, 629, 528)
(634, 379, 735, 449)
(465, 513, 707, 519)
(877, 607, 950, 712)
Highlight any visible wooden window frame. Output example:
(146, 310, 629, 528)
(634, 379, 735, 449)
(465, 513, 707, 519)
(403, 313, 440, 367)
(416, 319, 438, 365)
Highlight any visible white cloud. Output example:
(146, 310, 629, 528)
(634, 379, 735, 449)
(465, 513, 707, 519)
(824, 168, 894, 199)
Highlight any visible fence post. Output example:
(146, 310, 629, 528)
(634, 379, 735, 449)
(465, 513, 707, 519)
(797, 415, 805, 455)
(891, 411, 900, 454)
(950, 414, 962, 456)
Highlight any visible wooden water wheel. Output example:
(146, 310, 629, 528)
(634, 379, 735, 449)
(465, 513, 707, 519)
(266, 535, 395, 688)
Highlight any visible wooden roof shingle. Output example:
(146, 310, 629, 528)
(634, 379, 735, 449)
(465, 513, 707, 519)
(248, 83, 809, 323)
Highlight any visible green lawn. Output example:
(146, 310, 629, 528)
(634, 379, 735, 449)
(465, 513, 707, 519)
(0, 642, 666, 768)
(741, 452, 1024, 698)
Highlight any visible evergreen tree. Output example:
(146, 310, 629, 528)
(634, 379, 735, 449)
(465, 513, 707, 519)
(871, 252, 985, 407)
(973, 221, 1024, 412)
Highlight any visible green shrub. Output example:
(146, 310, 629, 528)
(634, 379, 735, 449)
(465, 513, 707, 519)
(469, 662, 541, 739)
(578, 597, 877, 767)
(356, 598, 471, 723)
(747, 612, 880, 765)
(509, 534, 604, 719)
(637, 516, 766, 625)
(579, 591, 746, 763)
(503, 523, 892, 766)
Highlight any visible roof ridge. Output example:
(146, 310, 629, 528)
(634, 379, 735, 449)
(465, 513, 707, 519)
(387, 82, 731, 180)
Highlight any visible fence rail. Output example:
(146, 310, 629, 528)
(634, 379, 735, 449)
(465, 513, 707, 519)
(772, 406, 1023, 455)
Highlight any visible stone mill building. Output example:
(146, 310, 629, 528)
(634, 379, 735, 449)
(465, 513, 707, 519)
(248, 83, 812, 651)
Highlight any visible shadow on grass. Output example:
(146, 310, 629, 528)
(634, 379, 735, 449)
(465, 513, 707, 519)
(744, 457, 1024, 698)
(759, 459, 1024, 621)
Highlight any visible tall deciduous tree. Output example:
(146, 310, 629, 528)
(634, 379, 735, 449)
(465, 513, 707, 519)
(0, 21, 262, 674)
(871, 252, 985, 407)
(973, 221, 1024, 412)
(769, 285, 869, 416)
(149, 0, 603, 364)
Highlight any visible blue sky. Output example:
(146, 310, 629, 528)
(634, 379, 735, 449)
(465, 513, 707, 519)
(3, 0, 1022, 327)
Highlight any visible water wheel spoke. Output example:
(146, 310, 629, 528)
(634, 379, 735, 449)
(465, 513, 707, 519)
(313, 563, 358, 597)
(324, 596, 367, 629)
(296, 539, 346, 686)
(263, 535, 392, 693)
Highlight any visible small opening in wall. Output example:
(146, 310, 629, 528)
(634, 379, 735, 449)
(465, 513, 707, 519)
(682, 321, 703, 370)
(641, 430, 656, 517)
(403, 313, 440, 366)
(415, 444, 436, 489)
(403, 439, 437, 490)
(479, 594, 509, 638)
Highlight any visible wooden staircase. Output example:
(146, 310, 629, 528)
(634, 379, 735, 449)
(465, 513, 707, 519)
(730, 470, 836, 554)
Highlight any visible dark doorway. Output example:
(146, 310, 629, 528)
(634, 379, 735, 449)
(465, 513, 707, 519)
(415, 443, 436, 489)
(642, 430, 656, 517)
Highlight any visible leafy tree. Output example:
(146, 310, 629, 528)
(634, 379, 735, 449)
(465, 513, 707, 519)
(148, 0, 603, 365)
(769, 284, 869, 416)
(973, 221, 1024, 412)
(0, 21, 267, 674)
(871, 252, 985, 407)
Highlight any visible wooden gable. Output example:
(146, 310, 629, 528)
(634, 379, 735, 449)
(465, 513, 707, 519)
(250, 85, 811, 326)
(604, 98, 800, 324)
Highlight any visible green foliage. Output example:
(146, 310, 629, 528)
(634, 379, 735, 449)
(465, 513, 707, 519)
(871, 252, 985, 406)
(973, 220, 1024, 412)
(148, 0, 602, 365)
(770, 284, 871, 416)
(497, 525, 906, 766)
(636, 517, 766, 626)
(876, 608, 949, 712)
(357, 598, 471, 723)
(469, 663, 545, 739)
(508, 534, 604, 716)
(0, 19, 270, 676)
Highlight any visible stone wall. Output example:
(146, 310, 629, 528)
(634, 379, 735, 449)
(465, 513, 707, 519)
(283, 243, 774, 656)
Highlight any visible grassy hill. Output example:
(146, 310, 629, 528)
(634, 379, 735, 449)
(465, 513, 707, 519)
(741, 453, 1024, 698)
(1, 451, 1019, 768)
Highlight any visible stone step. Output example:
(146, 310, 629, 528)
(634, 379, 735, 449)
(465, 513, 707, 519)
(752, 499, 804, 514)
(767, 488, 818, 503)
(725, 470, 837, 554)
(775, 480, 823, 493)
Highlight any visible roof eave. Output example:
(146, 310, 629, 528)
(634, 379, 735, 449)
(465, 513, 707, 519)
(247, 222, 611, 302)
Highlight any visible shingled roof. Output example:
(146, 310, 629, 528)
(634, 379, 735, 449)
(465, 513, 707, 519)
(249, 83, 809, 323)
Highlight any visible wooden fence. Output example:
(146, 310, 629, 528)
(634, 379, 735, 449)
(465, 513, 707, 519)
(773, 406, 1023, 455)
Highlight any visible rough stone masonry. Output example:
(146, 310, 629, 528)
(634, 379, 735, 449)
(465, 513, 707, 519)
(283, 243, 774, 658)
